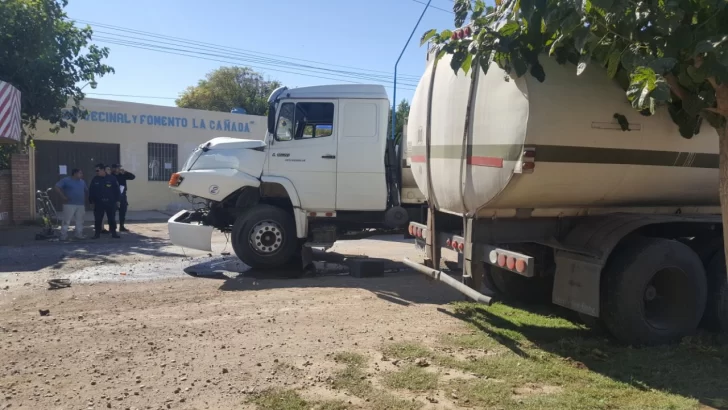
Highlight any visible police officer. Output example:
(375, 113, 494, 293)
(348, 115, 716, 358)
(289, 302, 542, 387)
(89, 163, 121, 239)
(111, 163, 136, 232)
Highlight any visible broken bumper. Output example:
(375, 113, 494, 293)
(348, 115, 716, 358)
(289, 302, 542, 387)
(167, 210, 215, 252)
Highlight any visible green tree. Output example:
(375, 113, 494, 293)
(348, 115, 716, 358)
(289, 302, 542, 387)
(423, 0, 728, 254)
(388, 99, 411, 144)
(176, 67, 282, 115)
(0, 0, 114, 167)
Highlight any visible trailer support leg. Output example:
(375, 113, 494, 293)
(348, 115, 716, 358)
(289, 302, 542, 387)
(463, 217, 484, 292)
(425, 209, 441, 270)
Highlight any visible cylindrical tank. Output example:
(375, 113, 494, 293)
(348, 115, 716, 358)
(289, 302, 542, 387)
(407, 49, 719, 218)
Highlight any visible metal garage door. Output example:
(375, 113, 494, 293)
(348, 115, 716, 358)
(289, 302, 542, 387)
(35, 140, 120, 211)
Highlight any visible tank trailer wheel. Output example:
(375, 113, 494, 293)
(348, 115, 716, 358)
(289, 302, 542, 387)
(602, 237, 707, 346)
(702, 251, 728, 333)
(231, 205, 298, 270)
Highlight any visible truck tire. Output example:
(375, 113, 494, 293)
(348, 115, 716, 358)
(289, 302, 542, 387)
(702, 251, 728, 333)
(602, 237, 707, 346)
(231, 205, 298, 269)
(487, 267, 553, 304)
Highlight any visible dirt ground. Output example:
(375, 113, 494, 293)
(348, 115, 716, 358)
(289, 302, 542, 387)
(0, 222, 470, 410)
(2, 223, 725, 410)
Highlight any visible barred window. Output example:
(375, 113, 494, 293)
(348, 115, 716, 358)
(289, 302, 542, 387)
(148, 143, 178, 182)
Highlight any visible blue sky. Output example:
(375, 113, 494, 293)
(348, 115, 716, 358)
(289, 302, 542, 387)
(65, 0, 461, 109)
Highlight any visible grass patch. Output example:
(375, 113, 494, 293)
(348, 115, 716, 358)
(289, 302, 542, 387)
(381, 341, 432, 360)
(251, 389, 349, 410)
(333, 351, 367, 367)
(382, 365, 438, 391)
(251, 389, 308, 410)
(330, 352, 421, 410)
(432, 301, 728, 409)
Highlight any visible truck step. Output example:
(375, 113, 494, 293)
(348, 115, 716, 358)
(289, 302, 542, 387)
(303, 242, 335, 249)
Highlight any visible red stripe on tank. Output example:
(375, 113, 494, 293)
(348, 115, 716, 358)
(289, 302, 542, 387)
(410, 155, 503, 168)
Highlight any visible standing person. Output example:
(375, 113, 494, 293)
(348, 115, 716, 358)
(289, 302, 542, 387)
(111, 164, 136, 232)
(54, 168, 87, 240)
(89, 163, 121, 239)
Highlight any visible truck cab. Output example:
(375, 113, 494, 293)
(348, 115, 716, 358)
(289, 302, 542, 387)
(167, 84, 424, 269)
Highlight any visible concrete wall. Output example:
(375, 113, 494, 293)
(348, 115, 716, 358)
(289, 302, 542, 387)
(32, 99, 266, 212)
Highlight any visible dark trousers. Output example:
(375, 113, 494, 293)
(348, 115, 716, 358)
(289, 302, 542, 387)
(94, 201, 116, 234)
(119, 194, 128, 226)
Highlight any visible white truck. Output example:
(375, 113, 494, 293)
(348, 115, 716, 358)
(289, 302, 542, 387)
(167, 85, 425, 269)
(404, 46, 728, 345)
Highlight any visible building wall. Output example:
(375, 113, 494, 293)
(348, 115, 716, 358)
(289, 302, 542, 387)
(11, 154, 31, 223)
(32, 99, 266, 212)
(0, 153, 33, 225)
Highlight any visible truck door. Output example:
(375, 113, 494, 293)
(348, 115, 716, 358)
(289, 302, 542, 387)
(267, 100, 338, 211)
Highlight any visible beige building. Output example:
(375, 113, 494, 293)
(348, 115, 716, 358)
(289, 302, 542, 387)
(32, 98, 266, 212)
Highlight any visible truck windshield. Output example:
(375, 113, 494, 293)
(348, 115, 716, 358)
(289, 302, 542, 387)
(182, 147, 202, 171)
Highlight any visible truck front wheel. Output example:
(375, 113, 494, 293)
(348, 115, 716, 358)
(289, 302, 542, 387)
(231, 205, 298, 269)
(602, 237, 707, 346)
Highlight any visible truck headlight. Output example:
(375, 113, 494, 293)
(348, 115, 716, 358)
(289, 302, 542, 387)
(169, 173, 184, 187)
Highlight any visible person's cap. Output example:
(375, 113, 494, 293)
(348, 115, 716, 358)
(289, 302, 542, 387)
(111, 163, 121, 168)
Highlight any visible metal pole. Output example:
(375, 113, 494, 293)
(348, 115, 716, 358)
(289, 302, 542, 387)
(403, 257, 494, 305)
(391, 0, 431, 141)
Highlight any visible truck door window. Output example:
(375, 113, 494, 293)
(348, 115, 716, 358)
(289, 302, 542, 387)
(275, 103, 295, 141)
(294, 102, 334, 140)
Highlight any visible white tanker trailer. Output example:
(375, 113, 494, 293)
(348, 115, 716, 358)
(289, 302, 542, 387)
(405, 47, 727, 346)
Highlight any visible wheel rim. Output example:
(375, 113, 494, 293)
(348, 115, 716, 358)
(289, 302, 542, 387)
(643, 267, 695, 331)
(248, 220, 284, 255)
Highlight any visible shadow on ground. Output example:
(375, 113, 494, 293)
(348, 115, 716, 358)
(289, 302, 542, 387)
(443, 302, 728, 409)
(0, 223, 180, 273)
(182, 249, 464, 307)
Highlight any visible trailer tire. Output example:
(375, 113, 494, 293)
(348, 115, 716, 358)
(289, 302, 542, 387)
(488, 267, 553, 304)
(602, 237, 707, 346)
(231, 205, 298, 270)
(702, 251, 728, 333)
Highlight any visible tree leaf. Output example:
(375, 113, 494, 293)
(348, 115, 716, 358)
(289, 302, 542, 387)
(520, 0, 536, 20)
(461, 53, 474, 75)
(682, 94, 707, 116)
(577, 49, 592, 75)
(512, 52, 529, 77)
(439, 30, 453, 43)
(650, 79, 671, 102)
(420, 29, 437, 46)
(573, 26, 591, 53)
(549, 34, 565, 55)
(648, 58, 678, 75)
(671, 25, 693, 50)
(530, 60, 546, 82)
(694, 40, 716, 55)
(591, 0, 613, 10)
(472, 0, 487, 19)
(687, 65, 707, 83)
(454, 0, 470, 27)
(451, 49, 469, 74)
(498, 21, 520, 37)
(607, 49, 621, 78)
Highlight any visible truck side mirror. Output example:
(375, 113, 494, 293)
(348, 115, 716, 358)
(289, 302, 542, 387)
(267, 104, 276, 134)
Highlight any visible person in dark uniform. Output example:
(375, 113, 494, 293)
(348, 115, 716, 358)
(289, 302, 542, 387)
(89, 163, 121, 239)
(111, 163, 136, 232)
